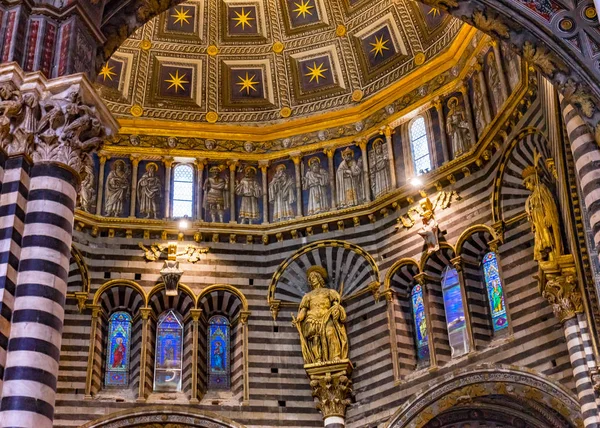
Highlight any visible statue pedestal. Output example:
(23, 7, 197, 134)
(537, 254, 582, 323)
(304, 360, 353, 427)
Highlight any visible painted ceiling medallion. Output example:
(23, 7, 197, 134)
(207, 45, 219, 56)
(280, 107, 292, 117)
(206, 112, 219, 123)
(140, 40, 152, 50)
(414, 52, 426, 65)
(130, 104, 144, 117)
(273, 41, 285, 53)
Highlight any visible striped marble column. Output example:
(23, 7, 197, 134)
(563, 317, 600, 427)
(0, 154, 30, 397)
(560, 99, 600, 261)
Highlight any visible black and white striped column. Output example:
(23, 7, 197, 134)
(0, 154, 30, 397)
(0, 163, 78, 427)
(560, 99, 600, 259)
(564, 317, 600, 427)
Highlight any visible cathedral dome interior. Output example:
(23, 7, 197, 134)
(1, 0, 600, 428)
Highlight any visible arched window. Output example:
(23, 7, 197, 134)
(482, 252, 508, 332)
(411, 284, 429, 366)
(154, 310, 184, 392)
(441, 267, 469, 358)
(208, 315, 230, 390)
(105, 311, 132, 387)
(172, 164, 194, 218)
(409, 116, 432, 176)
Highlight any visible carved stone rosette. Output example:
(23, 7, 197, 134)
(537, 254, 583, 323)
(305, 360, 353, 425)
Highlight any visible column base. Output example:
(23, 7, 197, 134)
(324, 416, 345, 427)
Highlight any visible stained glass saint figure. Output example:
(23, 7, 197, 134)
(105, 311, 132, 387)
(411, 285, 430, 366)
(208, 315, 230, 390)
(154, 310, 184, 392)
(441, 267, 469, 358)
(482, 252, 508, 332)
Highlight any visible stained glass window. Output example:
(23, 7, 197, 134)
(411, 285, 430, 365)
(172, 164, 194, 218)
(441, 267, 469, 358)
(154, 310, 183, 392)
(105, 311, 132, 387)
(409, 116, 432, 176)
(208, 315, 230, 390)
(482, 252, 508, 332)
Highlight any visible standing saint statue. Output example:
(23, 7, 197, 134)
(369, 139, 392, 199)
(446, 97, 471, 158)
(487, 52, 505, 110)
(236, 166, 262, 224)
(79, 156, 97, 213)
(292, 266, 348, 365)
(472, 75, 487, 137)
(336, 147, 365, 209)
(269, 164, 295, 222)
(303, 157, 329, 215)
(203, 166, 229, 223)
(522, 154, 563, 262)
(137, 162, 162, 219)
(104, 159, 130, 217)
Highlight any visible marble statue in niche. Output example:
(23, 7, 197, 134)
(79, 155, 97, 213)
(487, 52, 505, 109)
(446, 97, 471, 157)
(292, 266, 348, 365)
(137, 162, 162, 219)
(236, 166, 262, 224)
(472, 74, 487, 136)
(369, 138, 392, 199)
(303, 157, 329, 215)
(501, 43, 520, 90)
(522, 152, 563, 262)
(105, 159, 130, 217)
(203, 166, 229, 223)
(336, 147, 365, 209)
(269, 164, 296, 222)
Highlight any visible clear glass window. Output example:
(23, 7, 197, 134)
(410, 116, 432, 175)
(172, 164, 194, 218)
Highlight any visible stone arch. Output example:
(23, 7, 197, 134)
(197, 284, 249, 403)
(80, 405, 246, 428)
(66, 245, 90, 296)
(268, 239, 380, 312)
(385, 365, 581, 428)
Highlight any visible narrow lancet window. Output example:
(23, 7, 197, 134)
(172, 164, 194, 218)
(441, 267, 469, 357)
(208, 315, 231, 390)
(105, 311, 132, 387)
(482, 252, 508, 331)
(154, 310, 184, 392)
(411, 284, 430, 366)
(409, 116, 432, 175)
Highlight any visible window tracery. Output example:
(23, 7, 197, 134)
(409, 116, 432, 176)
(441, 267, 469, 358)
(105, 311, 132, 387)
(482, 252, 508, 332)
(172, 164, 194, 218)
(208, 315, 231, 390)
(154, 310, 184, 392)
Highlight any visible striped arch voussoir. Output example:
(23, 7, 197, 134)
(419, 243, 456, 276)
(92, 279, 147, 307)
(197, 283, 249, 314)
(384, 258, 421, 295)
(455, 224, 497, 260)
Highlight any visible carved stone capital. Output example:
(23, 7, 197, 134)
(450, 256, 464, 272)
(74, 291, 88, 313)
(306, 361, 353, 420)
(190, 309, 203, 322)
(90, 304, 103, 319)
(270, 300, 280, 320)
(140, 307, 152, 320)
(538, 255, 583, 323)
(239, 310, 251, 325)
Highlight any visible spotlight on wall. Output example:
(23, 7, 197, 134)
(179, 218, 189, 230)
(410, 177, 423, 187)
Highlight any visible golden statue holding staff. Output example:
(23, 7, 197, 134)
(292, 266, 348, 365)
(522, 150, 563, 262)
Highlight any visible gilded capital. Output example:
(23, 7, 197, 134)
(239, 310, 251, 325)
(383, 125, 393, 138)
(450, 256, 464, 272)
(190, 309, 203, 322)
(140, 307, 152, 320)
(356, 138, 368, 151)
(323, 146, 335, 159)
(309, 368, 353, 420)
(90, 304, 103, 319)
(290, 152, 303, 165)
(195, 157, 207, 170)
(163, 156, 174, 168)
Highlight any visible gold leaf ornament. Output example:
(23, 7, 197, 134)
(472, 10, 509, 38)
(522, 41, 567, 76)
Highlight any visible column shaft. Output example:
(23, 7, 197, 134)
(384, 127, 397, 189)
(460, 84, 477, 149)
(84, 307, 102, 398)
(129, 156, 139, 217)
(326, 149, 335, 209)
(259, 163, 269, 224)
(292, 155, 302, 217)
(137, 309, 151, 402)
(190, 309, 201, 403)
(163, 158, 173, 219)
(196, 159, 205, 221)
(476, 66, 493, 125)
(358, 142, 371, 203)
(434, 100, 449, 163)
(492, 42, 510, 101)
(95, 155, 107, 216)
(1, 163, 78, 428)
(229, 162, 237, 223)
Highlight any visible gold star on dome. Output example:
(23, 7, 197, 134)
(305, 62, 328, 84)
(370, 34, 390, 58)
(165, 69, 189, 93)
(293, 0, 314, 18)
(233, 8, 254, 29)
(428, 7, 440, 16)
(236, 72, 259, 95)
(99, 63, 116, 81)
(171, 7, 191, 26)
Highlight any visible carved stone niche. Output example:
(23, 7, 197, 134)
(537, 254, 583, 323)
(305, 360, 353, 423)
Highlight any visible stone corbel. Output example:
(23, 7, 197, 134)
(269, 300, 281, 320)
(74, 291, 89, 313)
(306, 361, 353, 424)
(537, 254, 583, 323)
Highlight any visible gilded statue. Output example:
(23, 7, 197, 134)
(137, 162, 162, 219)
(292, 266, 348, 365)
(522, 152, 563, 262)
